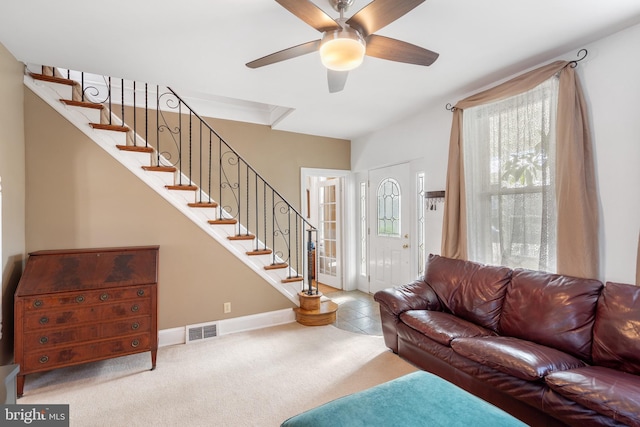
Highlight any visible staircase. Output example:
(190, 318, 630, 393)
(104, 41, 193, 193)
(24, 65, 338, 326)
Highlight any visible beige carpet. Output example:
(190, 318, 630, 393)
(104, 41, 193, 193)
(20, 323, 417, 426)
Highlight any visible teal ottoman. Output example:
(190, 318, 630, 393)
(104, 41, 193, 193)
(281, 371, 527, 427)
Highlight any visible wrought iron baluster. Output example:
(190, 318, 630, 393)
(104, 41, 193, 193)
(156, 86, 160, 166)
(263, 181, 267, 251)
(287, 206, 292, 278)
(219, 137, 223, 216)
(145, 83, 148, 149)
(208, 132, 212, 204)
(254, 173, 259, 249)
(198, 120, 202, 203)
(271, 189, 276, 265)
(120, 78, 124, 127)
(178, 102, 182, 185)
(108, 77, 112, 125)
(188, 111, 193, 186)
(133, 81, 137, 146)
(245, 164, 250, 236)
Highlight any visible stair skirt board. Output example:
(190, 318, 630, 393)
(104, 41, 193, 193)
(25, 70, 305, 305)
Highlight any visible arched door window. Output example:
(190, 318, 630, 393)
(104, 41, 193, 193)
(377, 178, 401, 237)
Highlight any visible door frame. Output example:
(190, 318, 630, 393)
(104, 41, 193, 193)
(300, 168, 355, 291)
(362, 158, 425, 294)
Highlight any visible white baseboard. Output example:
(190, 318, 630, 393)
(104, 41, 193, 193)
(158, 308, 296, 347)
(158, 327, 186, 347)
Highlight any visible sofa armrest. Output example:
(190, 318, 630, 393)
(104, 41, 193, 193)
(374, 279, 442, 316)
(374, 279, 441, 353)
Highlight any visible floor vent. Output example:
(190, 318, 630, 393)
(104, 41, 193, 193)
(186, 321, 218, 343)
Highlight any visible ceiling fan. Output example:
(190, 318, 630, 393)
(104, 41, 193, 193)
(246, 0, 439, 93)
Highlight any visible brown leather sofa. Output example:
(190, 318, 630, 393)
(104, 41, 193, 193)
(374, 254, 640, 427)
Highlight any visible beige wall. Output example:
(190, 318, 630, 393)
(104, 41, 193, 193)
(0, 43, 26, 364)
(205, 118, 350, 209)
(24, 89, 350, 330)
(120, 104, 350, 211)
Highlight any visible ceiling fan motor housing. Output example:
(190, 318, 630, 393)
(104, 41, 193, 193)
(320, 22, 366, 71)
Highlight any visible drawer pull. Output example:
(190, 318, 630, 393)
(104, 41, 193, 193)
(39, 317, 49, 325)
(131, 339, 140, 348)
(76, 295, 85, 303)
(100, 293, 109, 301)
(33, 300, 43, 308)
(131, 322, 140, 330)
(131, 304, 139, 313)
(39, 336, 49, 344)
(137, 289, 145, 297)
(39, 355, 49, 364)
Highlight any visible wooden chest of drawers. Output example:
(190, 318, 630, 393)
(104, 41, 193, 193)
(14, 246, 159, 397)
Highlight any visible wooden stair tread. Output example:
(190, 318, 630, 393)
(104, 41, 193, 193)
(188, 202, 218, 208)
(264, 263, 288, 270)
(30, 73, 76, 86)
(247, 249, 272, 256)
(228, 234, 255, 241)
(116, 145, 154, 153)
(208, 219, 237, 225)
(282, 276, 303, 283)
(294, 300, 339, 315)
(142, 166, 176, 172)
(90, 123, 130, 132)
(61, 99, 103, 110)
(166, 185, 198, 191)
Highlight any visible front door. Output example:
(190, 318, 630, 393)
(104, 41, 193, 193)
(369, 163, 412, 294)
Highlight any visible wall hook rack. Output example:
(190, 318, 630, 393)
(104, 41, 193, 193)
(425, 190, 445, 210)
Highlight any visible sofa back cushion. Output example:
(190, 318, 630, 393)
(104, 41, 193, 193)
(592, 282, 640, 375)
(498, 269, 602, 361)
(424, 255, 512, 331)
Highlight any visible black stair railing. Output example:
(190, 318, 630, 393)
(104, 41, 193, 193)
(50, 66, 319, 295)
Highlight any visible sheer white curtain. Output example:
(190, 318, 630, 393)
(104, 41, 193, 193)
(463, 77, 559, 272)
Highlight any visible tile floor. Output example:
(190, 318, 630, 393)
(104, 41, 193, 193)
(323, 289, 383, 336)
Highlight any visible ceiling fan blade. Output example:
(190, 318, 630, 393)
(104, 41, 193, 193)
(327, 69, 348, 93)
(246, 40, 321, 69)
(347, 0, 425, 37)
(276, 0, 341, 32)
(365, 34, 439, 66)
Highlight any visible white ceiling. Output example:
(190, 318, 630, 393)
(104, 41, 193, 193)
(2, 0, 640, 140)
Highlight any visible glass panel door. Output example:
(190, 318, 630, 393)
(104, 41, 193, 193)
(317, 178, 341, 288)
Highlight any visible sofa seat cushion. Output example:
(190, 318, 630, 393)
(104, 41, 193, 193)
(400, 310, 494, 346)
(451, 336, 586, 382)
(498, 269, 602, 361)
(592, 282, 640, 375)
(545, 366, 640, 426)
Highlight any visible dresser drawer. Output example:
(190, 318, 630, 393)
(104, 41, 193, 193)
(23, 298, 151, 331)
(23, 334, 151, 373)
(21, 285, 153, 311)
(22, 316, 151, 351)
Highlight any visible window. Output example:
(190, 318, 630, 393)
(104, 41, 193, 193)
(359, 181, 367, 276)
(463, 77, 559, 272)
(377, 178, 400, 237)
(417, 172, 426, 277)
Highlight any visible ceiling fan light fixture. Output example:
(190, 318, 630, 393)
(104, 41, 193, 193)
(320, 27, 366, 71)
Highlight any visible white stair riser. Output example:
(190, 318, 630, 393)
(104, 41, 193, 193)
(62, 104, 102, 123)
(145, 171, 176, 186)
(33, 80, 73, 100)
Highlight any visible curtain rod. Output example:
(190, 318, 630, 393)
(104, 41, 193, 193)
(445, 49, 588, 112)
